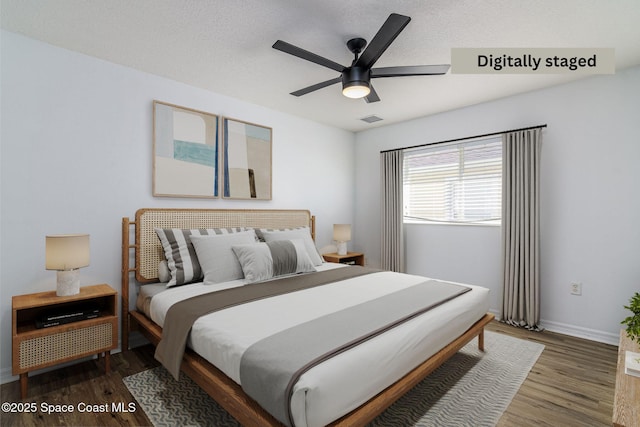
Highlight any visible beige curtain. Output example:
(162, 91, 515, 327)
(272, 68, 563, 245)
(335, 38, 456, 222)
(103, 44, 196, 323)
(501, 128, 543, 330)
(380, 150, 404, 272)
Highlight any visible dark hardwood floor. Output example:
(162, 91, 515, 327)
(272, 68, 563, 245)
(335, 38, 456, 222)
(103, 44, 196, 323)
(0, 321, 618, 426)
(1, 344, 160, 427)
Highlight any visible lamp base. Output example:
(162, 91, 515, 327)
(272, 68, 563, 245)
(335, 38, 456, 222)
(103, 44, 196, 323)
(337, 241, 347, 256)
(56, 270, 80, 296)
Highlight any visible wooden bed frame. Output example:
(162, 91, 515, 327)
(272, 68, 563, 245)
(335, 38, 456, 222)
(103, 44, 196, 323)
(121, 208, 494, 426)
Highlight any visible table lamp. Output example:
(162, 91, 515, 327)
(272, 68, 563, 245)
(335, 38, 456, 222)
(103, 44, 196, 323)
(46, 234, 90, 296)
(333, 224, 351, 256)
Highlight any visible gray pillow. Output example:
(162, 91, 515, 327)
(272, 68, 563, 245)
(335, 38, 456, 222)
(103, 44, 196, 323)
(260, 227, 323, 266)
(191, 230, 257, 285)
(231, 239, 316, 283)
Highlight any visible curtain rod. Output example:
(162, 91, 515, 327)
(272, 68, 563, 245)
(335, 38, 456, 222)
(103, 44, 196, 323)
(380, 124, 547, 154)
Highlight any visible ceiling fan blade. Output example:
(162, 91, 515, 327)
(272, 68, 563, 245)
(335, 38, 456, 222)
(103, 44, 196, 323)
(355, 13, 411, 69)
(371, 64, 451, 77)
(290, 77, 342, 96)
(364, 85, 380, 103)
(273, 40, 345, 72)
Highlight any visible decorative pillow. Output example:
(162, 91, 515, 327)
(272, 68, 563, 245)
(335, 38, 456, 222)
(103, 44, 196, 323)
(231, 239, 316, 283)
(259, 227, 323, 266)
(155, 227, 246, 287)
(253, 226, 307, 242)
(158, 260, 171, 283)
(190, 230, 257, 285)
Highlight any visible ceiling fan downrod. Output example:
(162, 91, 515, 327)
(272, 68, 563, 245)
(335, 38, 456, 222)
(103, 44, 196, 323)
(347, 37, 367, 63)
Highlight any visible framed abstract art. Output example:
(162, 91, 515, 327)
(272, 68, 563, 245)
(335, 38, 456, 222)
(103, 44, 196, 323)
(153, 101, 219, 198)
(222, 117, 272, 200)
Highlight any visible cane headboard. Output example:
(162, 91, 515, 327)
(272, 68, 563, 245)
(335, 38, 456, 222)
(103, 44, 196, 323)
(127, 208, 314, 284)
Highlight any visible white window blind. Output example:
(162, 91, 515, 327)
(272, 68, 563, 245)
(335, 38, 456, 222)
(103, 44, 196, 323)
(403, 136, 502, 224)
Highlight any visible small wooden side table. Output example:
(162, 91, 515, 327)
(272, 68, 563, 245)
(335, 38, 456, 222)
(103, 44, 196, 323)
(12, 284, 118, 399)
(323, 252, 365, 266)
(613, 330, 640, 427)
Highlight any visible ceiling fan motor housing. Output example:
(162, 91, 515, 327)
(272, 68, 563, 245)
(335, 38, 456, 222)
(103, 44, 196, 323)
(342, 66, 371, 90)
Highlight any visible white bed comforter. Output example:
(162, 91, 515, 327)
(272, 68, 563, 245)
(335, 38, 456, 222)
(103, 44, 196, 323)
(148, 264, 490, 427)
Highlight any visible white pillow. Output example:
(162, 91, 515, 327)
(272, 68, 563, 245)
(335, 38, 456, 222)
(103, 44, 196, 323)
(232, 239, 316, 283)
(260, 227, 323, 266)
(155, 227, 247, 287)
(191, 230, 257, 285)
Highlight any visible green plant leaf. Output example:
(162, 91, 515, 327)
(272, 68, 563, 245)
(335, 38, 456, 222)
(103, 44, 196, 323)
(621, 292, 640, 344)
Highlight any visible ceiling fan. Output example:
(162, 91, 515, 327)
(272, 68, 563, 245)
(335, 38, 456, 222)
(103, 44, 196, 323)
(272, 13, 450, 103)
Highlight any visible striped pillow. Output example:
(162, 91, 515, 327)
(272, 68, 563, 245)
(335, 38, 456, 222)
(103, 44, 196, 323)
(257, 227, 323, 266)
(155, 227, 246, 287)
(231, 239, 316, 283)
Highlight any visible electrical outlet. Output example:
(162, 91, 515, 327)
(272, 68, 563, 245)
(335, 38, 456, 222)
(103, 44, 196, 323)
(570, 282, 582, 295)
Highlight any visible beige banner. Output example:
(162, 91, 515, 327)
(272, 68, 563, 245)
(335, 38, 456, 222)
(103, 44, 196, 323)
(451, 48, 615, 74)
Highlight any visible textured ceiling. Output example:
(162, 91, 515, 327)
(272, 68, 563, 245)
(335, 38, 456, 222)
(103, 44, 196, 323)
(2, 0, 640, 132)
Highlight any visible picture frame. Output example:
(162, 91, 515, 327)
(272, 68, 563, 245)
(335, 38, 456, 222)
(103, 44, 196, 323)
(153, 101, 219, 198)
(222, 117, 272, 200)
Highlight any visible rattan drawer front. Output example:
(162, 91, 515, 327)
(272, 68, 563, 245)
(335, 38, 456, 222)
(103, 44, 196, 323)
(18, 322, 112, 370)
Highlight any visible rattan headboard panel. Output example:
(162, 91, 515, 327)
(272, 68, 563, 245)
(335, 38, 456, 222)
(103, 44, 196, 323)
(134, 208, 313, 283)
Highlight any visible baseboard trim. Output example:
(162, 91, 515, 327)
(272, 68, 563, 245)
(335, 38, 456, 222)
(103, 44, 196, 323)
(490, 308, 619, 346)
(0, 367, 16, 386)
(540, 319, 620, 346)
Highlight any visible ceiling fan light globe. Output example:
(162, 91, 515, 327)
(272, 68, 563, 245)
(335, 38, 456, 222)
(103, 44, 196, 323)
(342, 84, 371, 99)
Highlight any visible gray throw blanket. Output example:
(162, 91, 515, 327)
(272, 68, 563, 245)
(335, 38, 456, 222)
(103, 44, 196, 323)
(239, 279, 471, 426)
(155, 266, 379, 379)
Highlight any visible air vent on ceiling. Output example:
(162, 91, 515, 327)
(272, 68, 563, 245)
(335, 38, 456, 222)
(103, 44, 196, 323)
(360, 115, 383, 123)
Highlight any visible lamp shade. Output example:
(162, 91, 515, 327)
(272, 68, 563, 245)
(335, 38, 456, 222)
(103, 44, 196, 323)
(46, 234, 90, 270)
(333, 224, 351, 242)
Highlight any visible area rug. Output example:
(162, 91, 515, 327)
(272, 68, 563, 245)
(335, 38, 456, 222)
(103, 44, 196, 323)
(123, 331, 544, 427)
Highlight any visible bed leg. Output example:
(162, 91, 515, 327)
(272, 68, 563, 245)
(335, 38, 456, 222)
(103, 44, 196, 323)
(478, 328, 485, 352)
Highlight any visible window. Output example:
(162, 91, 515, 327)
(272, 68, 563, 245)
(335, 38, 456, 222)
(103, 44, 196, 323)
(403, 136, 502, 225)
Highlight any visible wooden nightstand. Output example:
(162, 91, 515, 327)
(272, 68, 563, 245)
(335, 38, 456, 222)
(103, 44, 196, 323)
(12, 284, 118, 399)
(323, 252, 365, 266)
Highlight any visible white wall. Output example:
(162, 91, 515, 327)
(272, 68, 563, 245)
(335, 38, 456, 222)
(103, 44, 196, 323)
(355, 65, 640, 344)
(0, 31, 355, 383)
